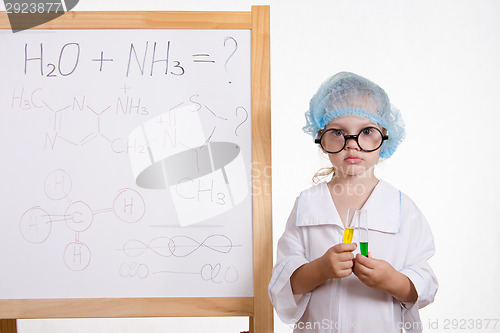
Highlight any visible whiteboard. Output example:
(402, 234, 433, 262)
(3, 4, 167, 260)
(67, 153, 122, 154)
(0, 29, 253, 299)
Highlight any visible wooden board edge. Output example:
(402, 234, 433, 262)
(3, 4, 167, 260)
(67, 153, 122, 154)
(0, 11, 252, 29)
(250, 5, 273, 333)
(0, 297, 254, 319)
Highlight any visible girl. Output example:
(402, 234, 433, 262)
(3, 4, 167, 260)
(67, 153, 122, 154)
(268, 72, 438, 332)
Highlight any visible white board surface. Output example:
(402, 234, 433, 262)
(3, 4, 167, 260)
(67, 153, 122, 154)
(0, 29, 253, 299)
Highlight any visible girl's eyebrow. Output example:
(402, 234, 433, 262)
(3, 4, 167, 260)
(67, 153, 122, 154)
(325, 124, 373, 131)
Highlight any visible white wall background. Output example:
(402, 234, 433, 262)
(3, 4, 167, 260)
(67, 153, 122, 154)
(2, 0, 500, 332)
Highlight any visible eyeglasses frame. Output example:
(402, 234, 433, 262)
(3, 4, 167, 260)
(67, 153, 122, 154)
(314, 126, 389, 154)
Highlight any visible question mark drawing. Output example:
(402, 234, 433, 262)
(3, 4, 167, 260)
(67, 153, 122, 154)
(224, 37, 238, 84)
(235, 106, 248, 137)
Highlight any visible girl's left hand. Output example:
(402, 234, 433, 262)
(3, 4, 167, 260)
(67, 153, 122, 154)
(352, 253, 396, 290)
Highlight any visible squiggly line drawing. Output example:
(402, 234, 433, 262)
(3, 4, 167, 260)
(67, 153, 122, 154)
(153, 263, 239, 284)
(234, 106, 248, 137)
(204, 104, 228, 121)
(119, 234, 240, 258)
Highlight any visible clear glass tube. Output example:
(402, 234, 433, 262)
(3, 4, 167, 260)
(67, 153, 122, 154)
(343, 207, 356, 244)
(357, 209, 368, 256)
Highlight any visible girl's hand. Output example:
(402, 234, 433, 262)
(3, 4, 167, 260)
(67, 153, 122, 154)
(319, 243, 357, 279)
(290, 243, 357, 295)
(353, 253, 418, 303)
(353, 253, 395, 290)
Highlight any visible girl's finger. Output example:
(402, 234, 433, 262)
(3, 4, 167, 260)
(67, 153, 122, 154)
(339, 252, 355, 261)
(353, 261, 369, 275)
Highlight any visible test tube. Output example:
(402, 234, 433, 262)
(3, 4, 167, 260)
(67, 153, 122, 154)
(357, 209, 368, 256)
(343, 208, 356, 243)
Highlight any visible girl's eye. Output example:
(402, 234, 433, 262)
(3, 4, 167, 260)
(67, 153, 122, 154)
(332, 129, 344, 136)
(361, 128, 373, 136)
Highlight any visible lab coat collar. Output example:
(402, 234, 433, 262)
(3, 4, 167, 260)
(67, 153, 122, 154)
(296, 180, 401, 234)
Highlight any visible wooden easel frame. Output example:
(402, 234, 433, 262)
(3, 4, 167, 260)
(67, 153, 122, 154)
(0, 6, 272, 333)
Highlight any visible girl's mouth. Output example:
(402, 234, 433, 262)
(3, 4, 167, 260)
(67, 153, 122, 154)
(344, 156, 362, 164)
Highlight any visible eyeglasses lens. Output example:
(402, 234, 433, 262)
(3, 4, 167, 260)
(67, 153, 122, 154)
(321, 130, 344, 153)
(320, 128, 383, 153)
(358, 128, 383, 151)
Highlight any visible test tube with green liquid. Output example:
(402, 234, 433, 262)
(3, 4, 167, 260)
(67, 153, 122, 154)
(357, 209, 368, 256)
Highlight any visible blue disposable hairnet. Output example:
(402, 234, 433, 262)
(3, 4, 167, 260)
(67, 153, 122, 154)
(303, 72, 405, 159)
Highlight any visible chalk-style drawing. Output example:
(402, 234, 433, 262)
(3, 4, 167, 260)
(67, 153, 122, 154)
(223, 36, 238, 84)
(128, 95, 250, 226)
(43, 99, 116, 149)
(44, 168, 72, 200)
(10, 86, 149, 152)
(65, 201, 94, 232)
(19, 169, 145, 271)
(64, 242, 92, 271)
(153, 262, 239, 284)
(19, 207, 52, 244)
(119, 262, 149, 279)
(234, 106, 248, 137)
(119, 234, 239, 258)
(113, 188, 146, 223)
(118, 234, 241, 283)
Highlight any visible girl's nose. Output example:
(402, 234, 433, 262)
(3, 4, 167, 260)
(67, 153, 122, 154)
(344, 137, 360, 150)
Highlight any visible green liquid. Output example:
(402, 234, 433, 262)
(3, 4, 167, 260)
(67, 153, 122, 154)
(360, 242, 368, 256)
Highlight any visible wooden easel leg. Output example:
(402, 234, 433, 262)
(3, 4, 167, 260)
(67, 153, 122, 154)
(249, 316, 254, 333)
(0, 319, 17, 333)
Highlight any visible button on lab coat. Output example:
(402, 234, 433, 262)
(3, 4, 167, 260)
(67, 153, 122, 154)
(269, 180, 438, 332)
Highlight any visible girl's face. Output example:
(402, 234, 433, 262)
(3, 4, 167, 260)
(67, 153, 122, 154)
(322, 115, 382, 179)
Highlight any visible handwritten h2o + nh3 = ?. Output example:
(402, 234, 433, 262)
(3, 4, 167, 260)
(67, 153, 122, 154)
(22, 37, 239, 78)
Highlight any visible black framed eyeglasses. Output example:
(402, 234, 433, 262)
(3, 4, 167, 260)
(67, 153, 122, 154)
(314, 127, 389, 154)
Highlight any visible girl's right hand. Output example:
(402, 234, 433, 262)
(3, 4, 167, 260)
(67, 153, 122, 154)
(290, 242, 357, 294)
(319, 243, 357, 279)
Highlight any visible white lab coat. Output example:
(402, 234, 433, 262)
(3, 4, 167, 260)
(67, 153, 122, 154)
(269, 180, 438, 333)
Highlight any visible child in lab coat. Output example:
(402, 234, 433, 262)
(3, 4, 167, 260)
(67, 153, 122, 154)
(269, 72, 438, 332)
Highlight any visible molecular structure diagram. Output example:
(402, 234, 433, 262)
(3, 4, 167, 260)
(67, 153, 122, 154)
(42, 92, 146, 153)
(12, 86, 147, 153)
(44, 100, 114, 149)
(19, 169, 146, 271)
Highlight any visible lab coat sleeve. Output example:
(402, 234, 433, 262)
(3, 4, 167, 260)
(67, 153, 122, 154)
(399, 196, 439, 318)
(268, 197, 311, 324)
